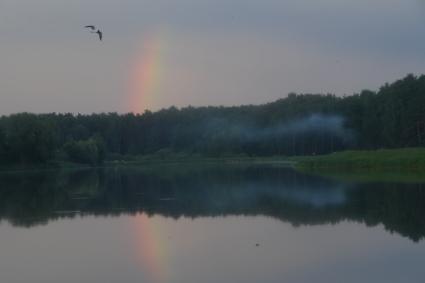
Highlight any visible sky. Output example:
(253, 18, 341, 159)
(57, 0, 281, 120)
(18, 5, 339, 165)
(1, 0, 425, 114)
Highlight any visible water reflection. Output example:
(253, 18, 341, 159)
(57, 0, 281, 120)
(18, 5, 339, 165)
(0, 165, 424, 242)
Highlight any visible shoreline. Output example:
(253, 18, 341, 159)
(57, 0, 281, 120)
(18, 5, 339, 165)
(0, 157, 296, 174)
(292, 148, 425, 171)
(2, 148, 425, 183)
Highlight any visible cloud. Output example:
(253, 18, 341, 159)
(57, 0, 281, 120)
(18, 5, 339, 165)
(1, 0, 425, 114)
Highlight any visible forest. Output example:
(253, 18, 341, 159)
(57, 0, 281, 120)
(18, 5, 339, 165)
(0, 74, 425, 165)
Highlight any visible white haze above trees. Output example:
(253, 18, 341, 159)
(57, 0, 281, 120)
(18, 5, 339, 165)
(204, 114, 354, 145)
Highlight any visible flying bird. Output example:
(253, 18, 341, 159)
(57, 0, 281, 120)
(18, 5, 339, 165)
(84, 25, 96, 30)
(84, 25, 103, 41)
(95, 30, 103, 41)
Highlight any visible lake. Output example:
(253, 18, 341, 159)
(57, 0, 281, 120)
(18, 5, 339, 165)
(0, 164, 424, 283)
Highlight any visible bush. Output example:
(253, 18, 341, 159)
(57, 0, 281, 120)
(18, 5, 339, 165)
(63, 137, 105, 165)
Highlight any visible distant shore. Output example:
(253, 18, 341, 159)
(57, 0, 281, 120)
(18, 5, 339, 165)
(0, 156, 295, 174)
(287, 148, 425, 183)
(2, 148, 425, 178)
(292, 148, 425, 171)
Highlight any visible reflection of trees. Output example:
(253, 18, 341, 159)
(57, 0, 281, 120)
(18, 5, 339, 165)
(0, 166, 425, 242)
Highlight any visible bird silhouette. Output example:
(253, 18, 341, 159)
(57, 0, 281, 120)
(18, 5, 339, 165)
(95, 30, 103, 41)
(85, 25, 103, 41)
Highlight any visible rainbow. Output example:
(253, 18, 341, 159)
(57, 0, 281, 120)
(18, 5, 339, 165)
(132, 213, 168, 282)
(128, 34, 164, 113)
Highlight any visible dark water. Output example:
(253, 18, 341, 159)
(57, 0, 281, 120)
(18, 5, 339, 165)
(0, 165, 424, 283)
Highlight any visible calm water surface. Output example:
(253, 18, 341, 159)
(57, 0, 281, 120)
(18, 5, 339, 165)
(0, 165, 424, 283)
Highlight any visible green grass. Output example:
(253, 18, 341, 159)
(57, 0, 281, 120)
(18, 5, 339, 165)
(293, 148, 425, 171)
(290, 148, 425, 183)
(5, 148, 425, 180)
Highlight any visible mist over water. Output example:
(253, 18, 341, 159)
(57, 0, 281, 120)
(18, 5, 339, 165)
(1, 1, 425, 282)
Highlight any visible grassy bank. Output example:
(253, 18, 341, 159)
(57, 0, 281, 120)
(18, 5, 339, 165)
(5, 148, 425, 177)
(289, 148, 425, 183)
(293, 148, 425, 171)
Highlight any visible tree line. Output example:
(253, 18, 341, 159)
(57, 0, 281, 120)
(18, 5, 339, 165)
(0, 74, 425, 165)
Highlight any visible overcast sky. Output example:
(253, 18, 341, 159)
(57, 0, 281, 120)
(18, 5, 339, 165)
(1, 0, 425, 114)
